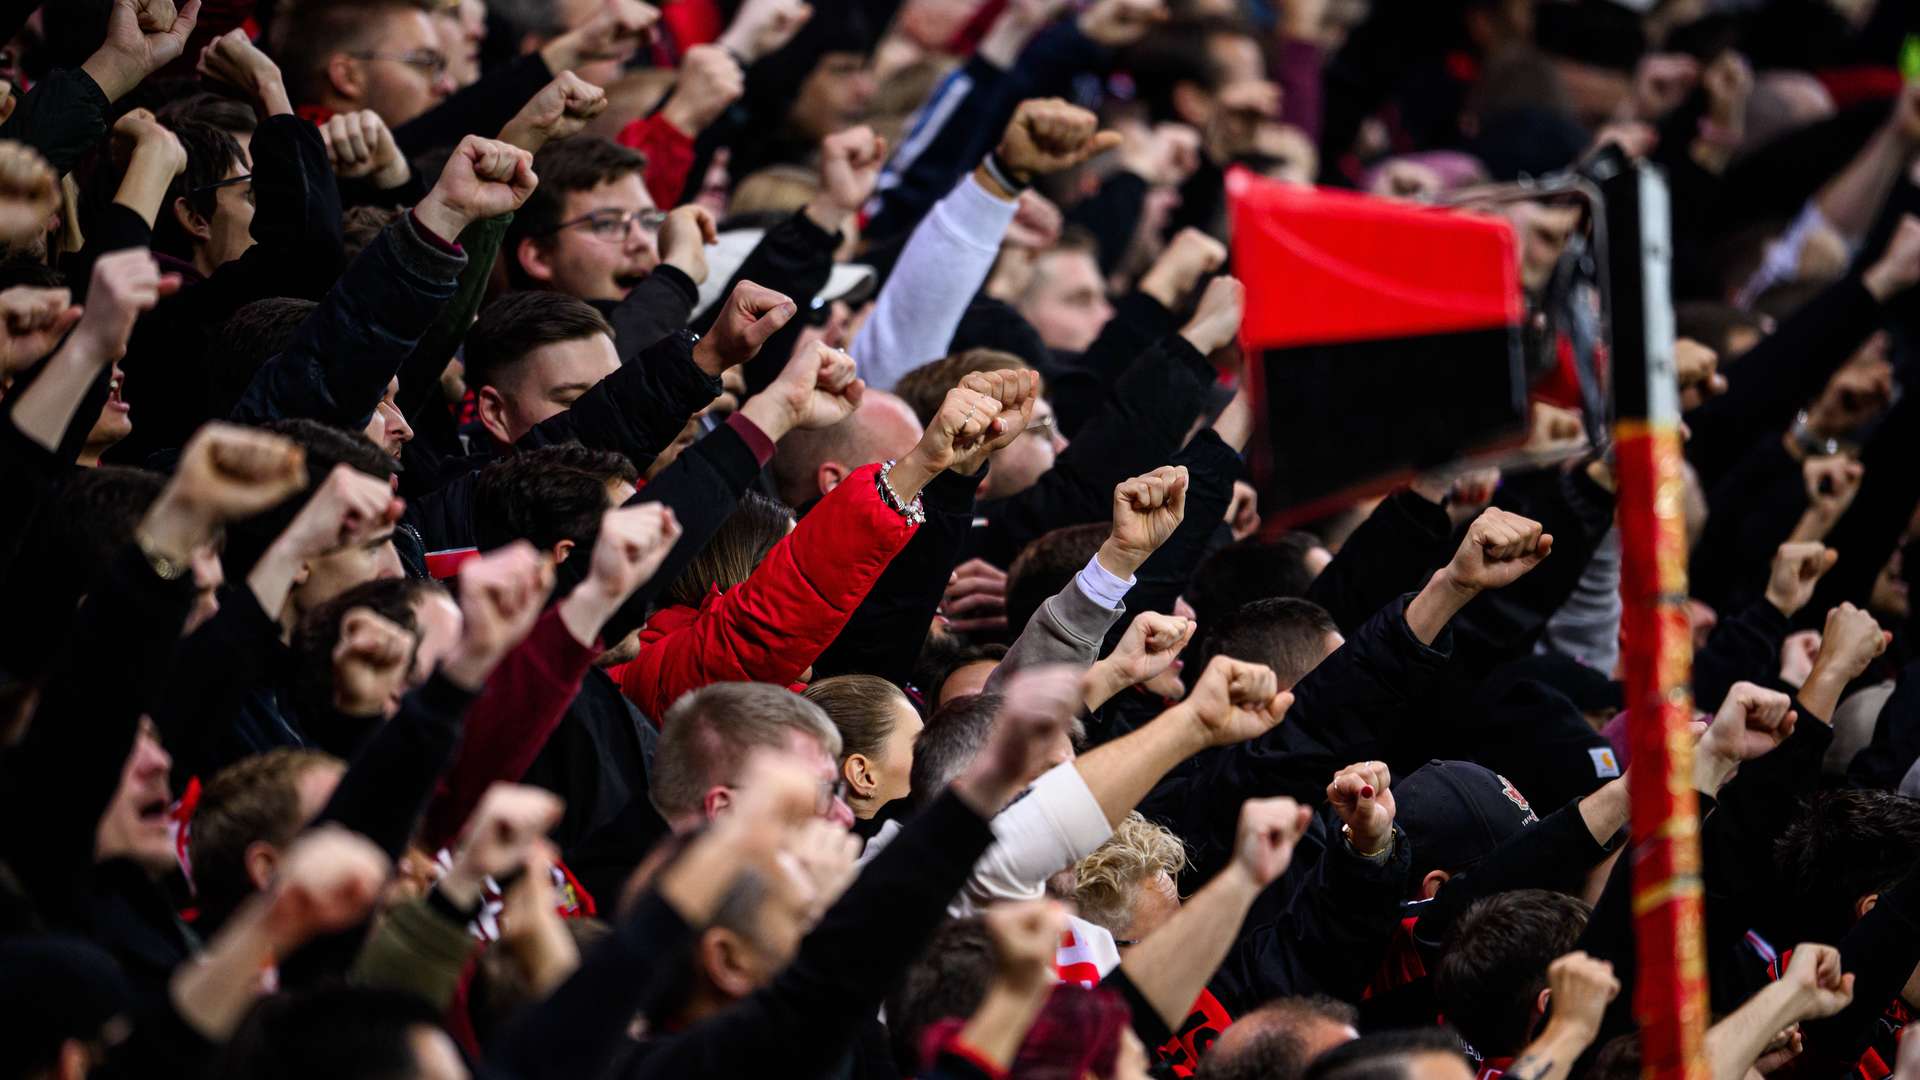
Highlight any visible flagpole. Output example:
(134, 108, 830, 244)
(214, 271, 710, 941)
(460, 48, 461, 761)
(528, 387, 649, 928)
(1602, 161, 1710, 1080)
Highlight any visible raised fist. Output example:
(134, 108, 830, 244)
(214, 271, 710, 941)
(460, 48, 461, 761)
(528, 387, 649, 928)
(1764, 541, 1837, 618)
(586, 503, 681, 603)
(1230, 796, 1313, 886)
(0, 140, 58, 245)
(657, 204, 718, 285)
(1782, 943, 1854, 1020)
(1105, 466, 1188, 574)
(1545, 952, 1620, 1040)
(1327, 760, 1394, 855)
(661, 45, 745, 138)
(995, 98, 1123, 185)
(451, 783, 565, 884)
(165, 421, 308, 525)
(418, 135, 539, 240)
(983, 899, 1069, 992)
(0, 286, 80, 374)
(1812, 602, 1890, 683)
(1077, 0, 1166, 47)
(695, 280, 798, 375)
(1180, 275, 1245, 355)
(955, 665, 1080, 813)
(948, 368, 1039, 476)
(1183, 655, 1292, 746)
(331, 607, 416, 717)
(321, 110, 409, 189)
(1141, 227, 1227, 309)
(262, 825, 389, 949)
(277, 463, 404, 560)
(445, 542, 553, 689)
(1443, 509, 1552, 592)
(1701, 681, 1796, 766)
(500, 72, 609, 152)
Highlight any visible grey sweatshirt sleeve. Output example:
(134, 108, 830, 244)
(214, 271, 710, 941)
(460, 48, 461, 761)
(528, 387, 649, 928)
(986, 558, 1130, 691)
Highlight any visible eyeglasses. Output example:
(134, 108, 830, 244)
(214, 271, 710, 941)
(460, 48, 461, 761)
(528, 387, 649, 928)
(546, 208, 670, 241)
(190, 173, 253, 198)
(721, 776, 851, 818)
(349, 50, 450, 78)
(1023, 414, 1058, 440)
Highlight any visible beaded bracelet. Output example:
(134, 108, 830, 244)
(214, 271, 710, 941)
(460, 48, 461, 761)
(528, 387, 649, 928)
(876, 459, 927, 525)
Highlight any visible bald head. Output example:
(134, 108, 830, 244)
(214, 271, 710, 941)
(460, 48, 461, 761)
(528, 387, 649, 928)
(772, 390, 924, 508)
(1198, 997, 1359, 1080)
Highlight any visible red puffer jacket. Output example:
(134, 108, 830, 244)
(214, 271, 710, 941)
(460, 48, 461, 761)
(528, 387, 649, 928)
(617, 462, 919, 723)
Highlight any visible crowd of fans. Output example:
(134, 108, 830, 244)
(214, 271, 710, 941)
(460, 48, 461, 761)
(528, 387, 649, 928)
(0, 0, 1917, 1076)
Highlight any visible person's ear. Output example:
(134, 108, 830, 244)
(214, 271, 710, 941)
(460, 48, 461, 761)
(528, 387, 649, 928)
(1420, 869, 1450, 900)
(324, 53, 364, 102)
(171, 197, 211, 244)
(702, 785, 733, 822)
(243, 840, 279, 893)
(817, 462, 849, 497)
(475, 384, 515, 446)
(1172, 81, 1213, 128)
(553, 538, 575, 564)
(843, 753, 876, 800)
(1857, 893, 1881, 921)
(701, 928, 761, 999)
(515, 236, 557, 285)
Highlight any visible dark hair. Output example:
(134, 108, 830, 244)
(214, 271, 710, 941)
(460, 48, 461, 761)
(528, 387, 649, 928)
(1122, 17, 1260, 124)
(464, 291, 617, 393)
(1775, 789, 1920, 944)
(1005, 523, 1109, 637)
(1301, 1028, 1469, 1080)
(188, 748, 344, 933)
(885, 916, 999, 1074)
(206, 298, 318, 417)
(468, 916, 612, 1049)
(218, 984, 452, 1080)
(1584, 1033, 1642, 1080)
(660, 492, 794, 610)
(1673, 301, 1767, 362)
(909, 634, 1009, 711)
(223, 420, 397, 578)
(909, 692, 1002, 809)
(472, 442, 636, 554)
(1432, 890, 1591, 1057)
(892, 349, 1032, 428)
(1188, 535, 1323, 633)
(803, 674, 913, 766)
(1196, 997, 1360, 1080)
(291, 578, 424, 752)
(275, 0, 433, 107)
(1197, 598, 1341, 689)
(342, 205, 403, 263)
(506, 136, 648, 284)
(156, 91, 261, 137)
(155, 119, 246, 260)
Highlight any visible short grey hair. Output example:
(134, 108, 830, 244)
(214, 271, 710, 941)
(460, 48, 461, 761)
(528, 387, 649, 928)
(651, 682, 843, 821)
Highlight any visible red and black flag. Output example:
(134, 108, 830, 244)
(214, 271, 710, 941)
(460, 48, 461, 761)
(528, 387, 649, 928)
(1228, 170, 1528, 527)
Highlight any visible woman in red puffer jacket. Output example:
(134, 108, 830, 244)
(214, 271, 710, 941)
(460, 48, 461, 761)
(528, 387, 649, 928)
(618, 365, 1039, 723)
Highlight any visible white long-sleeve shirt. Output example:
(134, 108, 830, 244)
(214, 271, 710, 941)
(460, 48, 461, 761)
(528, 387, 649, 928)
(852, 172, 1018, 391)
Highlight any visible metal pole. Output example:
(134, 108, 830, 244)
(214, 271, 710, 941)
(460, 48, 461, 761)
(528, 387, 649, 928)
(1602, 161, 1709, 1080)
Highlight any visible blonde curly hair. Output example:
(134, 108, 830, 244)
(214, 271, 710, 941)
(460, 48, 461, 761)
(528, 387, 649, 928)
(1071, 812, 1189, 936)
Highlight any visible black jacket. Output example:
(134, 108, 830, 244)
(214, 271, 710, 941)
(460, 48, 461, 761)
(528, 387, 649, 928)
(108, 113, 345, 465)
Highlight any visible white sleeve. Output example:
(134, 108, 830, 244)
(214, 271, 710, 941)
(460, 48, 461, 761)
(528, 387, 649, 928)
(851, 172, 1019, 391)
(953, 761, 1113, 915)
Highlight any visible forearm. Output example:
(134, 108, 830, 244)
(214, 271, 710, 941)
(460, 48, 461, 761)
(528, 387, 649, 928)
(10, 338, 108, 452)
(1816, 126, 1910, 243)
(115, 146, 180, 227)
(1506, 1020, 1599, 1080)
(1703, 981, 1801, 1080)
(1403, 568, 1479, 646)
(244, 534, 308, 626)
(1120, 863, 1260, 1028)
(956, 981, 1051, 1070)
(169, 902, 282, 1041)
(851, 173, 1016, 391)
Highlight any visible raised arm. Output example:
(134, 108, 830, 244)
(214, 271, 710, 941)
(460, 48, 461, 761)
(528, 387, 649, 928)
(231, 136, 538, 429)
(853, 98, 1120, 391)
(1705, 945, 1853, 1080)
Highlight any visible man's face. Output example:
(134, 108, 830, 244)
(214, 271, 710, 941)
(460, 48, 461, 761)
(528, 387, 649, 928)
(479, 332, 621, 445)
(983, 395, 1065, 500)
(789, 52, 876, 141)
(351, 11, 452, 126)
(86, 362, 133, 455)
(96, 722, 175, 874)
(364, 378, 414, 460)
(295, 529, 405, 615)
(525, 176, 660, 302)
(436, 2, 485, 88)
(189, 159, 258, 274)
(1019, 250, 1113, 353)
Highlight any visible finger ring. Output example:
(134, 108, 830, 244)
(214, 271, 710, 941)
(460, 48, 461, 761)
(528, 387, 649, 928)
(964, 407, 977, 424)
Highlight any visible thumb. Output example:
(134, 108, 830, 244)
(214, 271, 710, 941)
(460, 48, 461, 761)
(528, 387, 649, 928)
(737, 295, 799, 351)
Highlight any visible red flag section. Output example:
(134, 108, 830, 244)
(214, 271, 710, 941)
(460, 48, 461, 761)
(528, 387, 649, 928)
(1227, 169, 1529, 527)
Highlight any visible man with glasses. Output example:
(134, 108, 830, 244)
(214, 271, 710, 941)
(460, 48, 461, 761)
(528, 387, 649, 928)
(507, 135, 700, 307)
(277, 0, 455, 129)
